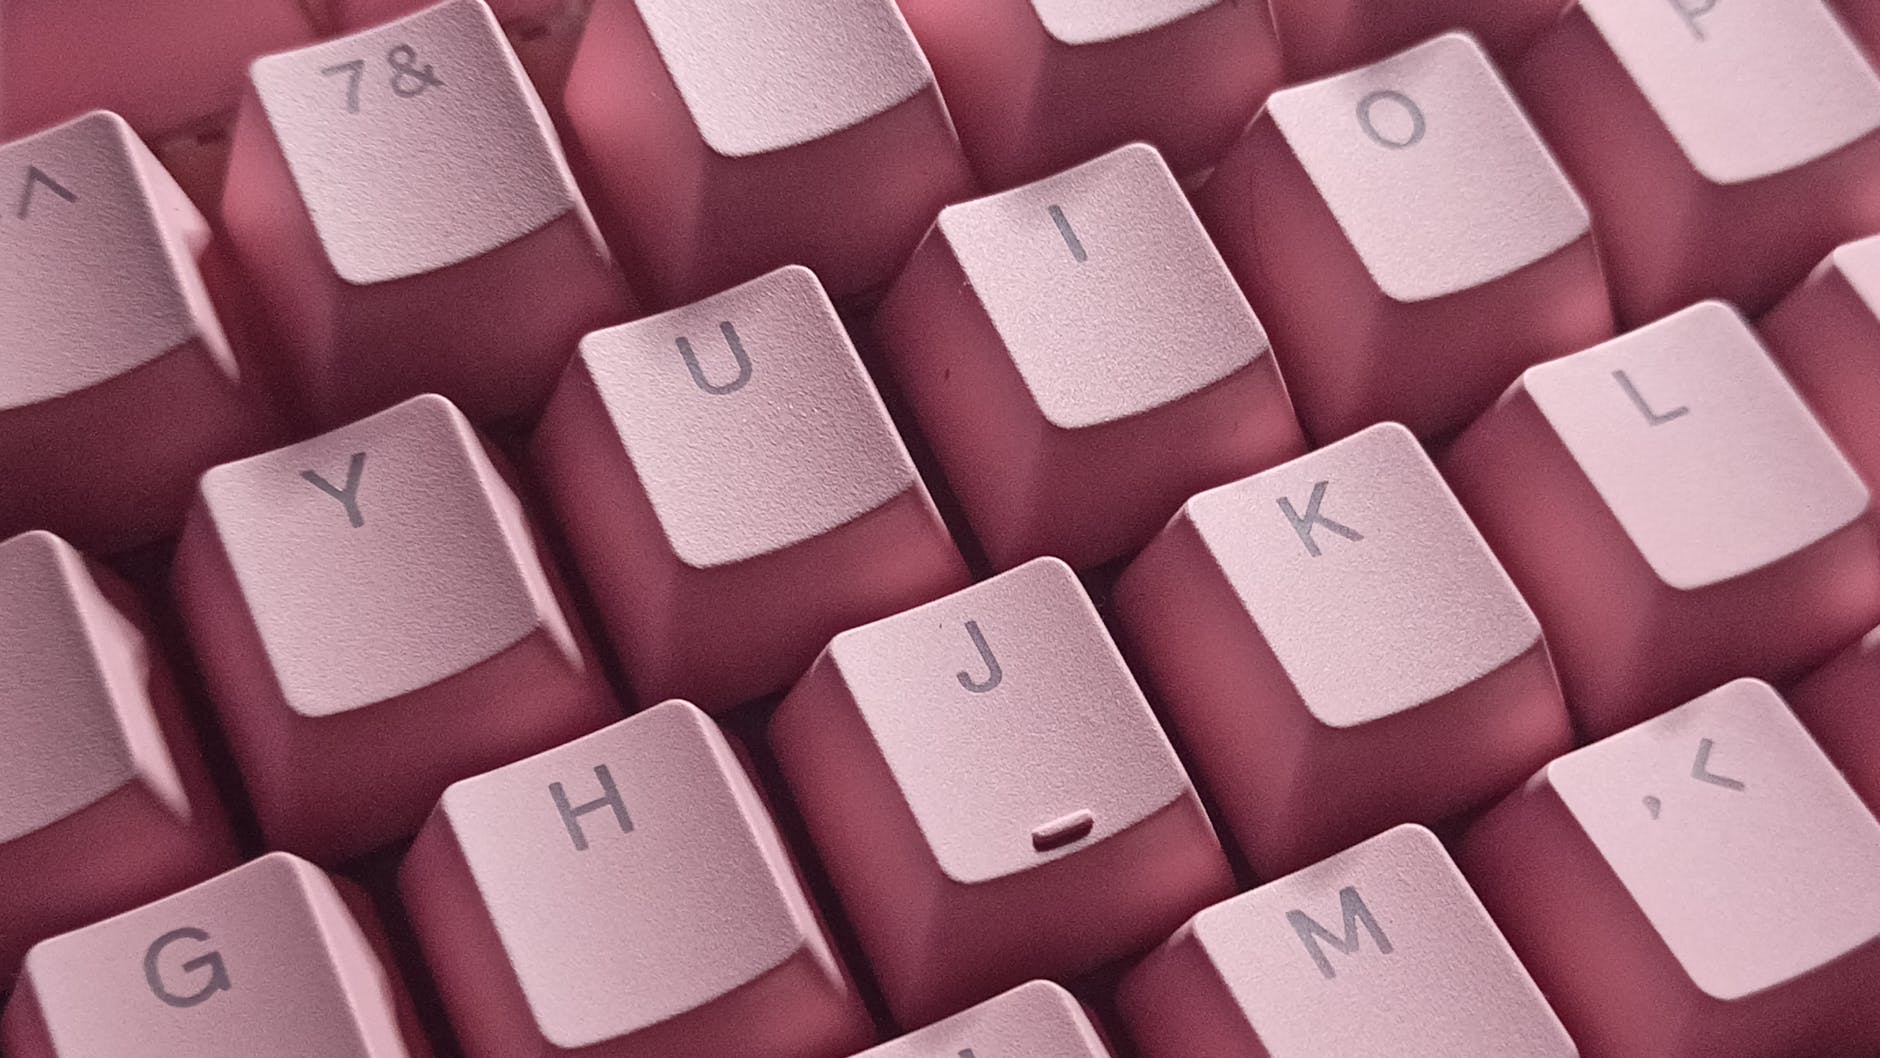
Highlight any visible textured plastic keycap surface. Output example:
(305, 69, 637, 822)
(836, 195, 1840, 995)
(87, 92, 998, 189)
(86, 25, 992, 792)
(1445, 301, 1880, 738)
(1115, 423, 1570, 875)
(772, 557, 1232, 1023)
(1120, 825, 1576, 1058)
(0, 0, 318, 139)
(1198, 33, 1611, 441)
(1516, 0, 1880, 322)
(874, 144, 1305, 569)
(852, 981, 1113, 1058)
(0, 111, 283, 551)
(563, 0, 976, 304)
(222, 0, 632, 425)
(0, 531, 236, 976)
(400, 700, 872, 1058)
(173, 394, 613, 862)
(532, 265, 967, 711)
(1, 853, 429, 1058)
(1463, 680, 1880, 1057)
(894, 0, 1280, 186)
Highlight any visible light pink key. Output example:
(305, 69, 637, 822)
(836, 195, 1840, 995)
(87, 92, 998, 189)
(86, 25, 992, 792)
(562, 0, 977, 305)
(0, 0, 317, 140)
(873, 145, 1305, 570)
(1196, 33, 1611, 442)
(1444, 301, 1880, 740)
(891, 0, 1281, 188)
(1269, 0, 1567, 80)
(1113, 423, 1571, 877)
(221, 0, 634, 427)
(2, 852, 430, 1058)
(1120, 824, 1575, 1058)
(852, 981, 1113, 1058)
(770, 557, 1233, 1025)
(172, 394, 615, 863)
(1515, 0, 1880, 324)
(0, 531, 236, 978)
(1761, 234, 1880, 491)
(1788, 628, 1880, 819)
(531, 266, 968, 711)
(0, 111, 284, 552)
(400, 699, 873, 1058)
(1462, 680, 1880, 1057)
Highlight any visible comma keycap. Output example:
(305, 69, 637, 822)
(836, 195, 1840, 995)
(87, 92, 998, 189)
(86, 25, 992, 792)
(172, 394, 615, 863)
(1444, 301, 1880, 738)
(399, 699, 873, 1058)
(1462, 680, 1880, 1057)
(770, 558, 1233, 1024)
(1196, 33, 1611, 442)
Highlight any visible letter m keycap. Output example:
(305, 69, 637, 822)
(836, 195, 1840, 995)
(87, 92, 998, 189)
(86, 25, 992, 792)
(1288, 885, 1393, 979)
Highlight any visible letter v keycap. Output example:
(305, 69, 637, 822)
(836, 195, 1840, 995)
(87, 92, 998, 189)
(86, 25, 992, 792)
(171, 394, 615, 863)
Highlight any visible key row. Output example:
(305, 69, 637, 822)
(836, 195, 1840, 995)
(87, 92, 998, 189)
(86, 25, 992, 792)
(7, 677, 1879, 1057)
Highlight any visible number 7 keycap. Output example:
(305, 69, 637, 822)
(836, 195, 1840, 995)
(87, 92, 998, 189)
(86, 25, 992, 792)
(222, 0, 635, 427)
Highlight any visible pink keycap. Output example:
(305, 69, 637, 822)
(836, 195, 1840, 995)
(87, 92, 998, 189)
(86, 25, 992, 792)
(1196, 33, 1611, 442)
(171, 394, 615, 863)
(852, 981, 1113, 1058)
(1462, 680, 1880, 1057)
(0, 111, 285, 552)
(1761, 234, 1880, 491)
(531, 266, 968, 711)
(1120, 824, 1576, 1058)
(2, 852, 430, 1057)
(1113, 423, 1570, 877)
(0, 0, 317, 140)
(770, 557, 1234, 1024)
(873, 145, 1305, 570)
(334, 0, 567, 29)
(891, 0, 1281, 188)
(0, 531, 237, 977)
(221, 0, 634, 427)
(562, 0, 977, 305)
(1444, 301, 1880, 740)
(1515, 0, 1880, 324)
(1269, 0, 1568, 80)
(400, 699, 873, 1058)
(1788, 628, 1880, 819)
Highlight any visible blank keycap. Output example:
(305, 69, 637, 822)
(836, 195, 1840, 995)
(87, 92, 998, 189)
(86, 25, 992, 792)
(172, 394, 615, 863)
(1444, 301, 1880, 740)
(221, 0, 634, 427)
(400, 699, 872, 1058)
(531, 265, 968, 711)
(562, 0, 976, 305)
(770, 557, 1233, 1024)
(2, 852, 429, 1057)
(1462, 680, 1880, 1057)
(853, 981, 1113, 1058)
(1788, 628, 1880, 819)
(1515, 0, 1880, 323)
(1270, 0, 1568, 80)
(1196, 32, 1611, 442)
(1114, 423, 1570, 877)
(892, 0, 1281, 187)
(1120, 824, 1576, 1058)
(0, 0, 317, 140)
(0, 111, 285, 552)
(0, 531, 237, 976)
(1761, 234, 1880, 490)
(873, 144, 1306, 570)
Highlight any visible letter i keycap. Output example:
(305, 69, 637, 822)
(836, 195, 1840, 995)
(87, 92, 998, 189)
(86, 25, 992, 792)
(1119, 825, 1576, 1058)
(400, 700, 874, 1058)
(1, 852, 430, 1057)
(1461, 680, 1880, 1057)
(171, 394, 616, 863)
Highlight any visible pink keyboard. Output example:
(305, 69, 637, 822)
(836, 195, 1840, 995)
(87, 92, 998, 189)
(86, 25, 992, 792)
(6, 2, 1880, 1056)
